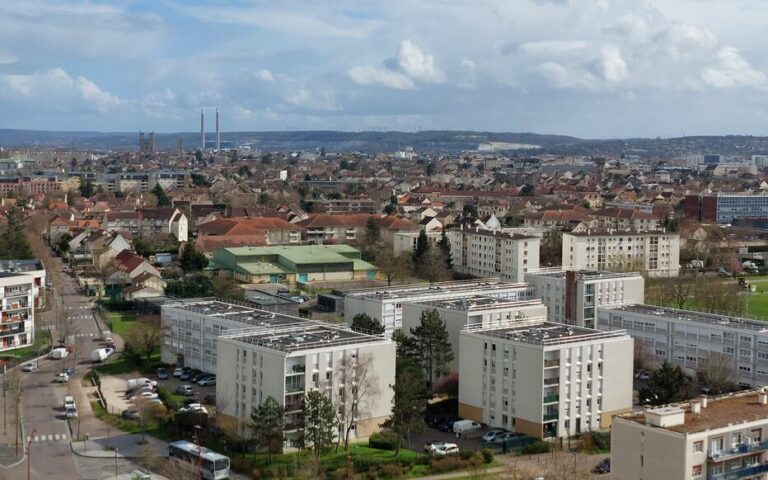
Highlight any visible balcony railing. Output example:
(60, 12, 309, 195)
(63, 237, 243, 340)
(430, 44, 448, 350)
(543, 377, 560, 386)
(285, 383, 305, 394)
(543, 394, 559, 404)
(286, 364, 306, 375)
(544, 359, 560, 368)
(708, 462, 768, 480)
(543, 413, 559, 422)
(709, 440, 768, 461)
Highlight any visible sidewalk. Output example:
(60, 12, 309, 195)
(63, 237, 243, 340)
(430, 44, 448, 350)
(71, 433, 168, 459)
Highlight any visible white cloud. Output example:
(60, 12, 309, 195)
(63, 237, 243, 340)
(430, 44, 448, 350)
(601, 46, 629, 83)
(284, 89, 340, 111)
(254, 70, 276, 82)
(702, 46, 767, 89)
(349, 39, 442, 89)
(0, 68, 123, 112)
(536, 62, 599, 89)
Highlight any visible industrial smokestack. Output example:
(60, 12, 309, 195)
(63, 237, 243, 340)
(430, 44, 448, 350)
(216, 108, 220, 151)
(200, 108, 205, 150)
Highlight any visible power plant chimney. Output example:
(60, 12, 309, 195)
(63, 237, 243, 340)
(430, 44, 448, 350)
(200, 108, 205, 150)
(215, 108, 220, 151)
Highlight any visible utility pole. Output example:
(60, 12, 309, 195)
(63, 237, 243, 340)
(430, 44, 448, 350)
(3, 364, 6, 435)
(27, 429, 35, 480)
(115, 447, 119, 477)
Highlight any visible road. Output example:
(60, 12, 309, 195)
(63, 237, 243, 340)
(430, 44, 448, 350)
(3, 255, 111, 480)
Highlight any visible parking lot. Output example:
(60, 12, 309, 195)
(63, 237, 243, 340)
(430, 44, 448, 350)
(154, 370, 217, 405)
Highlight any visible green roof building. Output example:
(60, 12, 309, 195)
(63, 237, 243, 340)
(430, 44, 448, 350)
(211, 245, 378, 285)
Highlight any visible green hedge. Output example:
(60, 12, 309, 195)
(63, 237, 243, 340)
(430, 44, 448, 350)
(521, 441, 551, 455)
(368, 431, 400, 451)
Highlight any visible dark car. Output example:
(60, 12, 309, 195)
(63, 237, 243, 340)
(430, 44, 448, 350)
(192, 373, 211, 383)
(62, 367, 75, 376)
(592, 458, 610, 475)
(176, 385, 194, 396)
(436, 417, 460, 433)
(122, 410, 140, 420)
(157, 368, 169, 380)
(179, 372, 193, 381)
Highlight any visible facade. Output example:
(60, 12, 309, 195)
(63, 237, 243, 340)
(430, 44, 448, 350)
(211, 245, 377, 284)
(197, 217, 302, 245)
(458, 321, 633, 439)
(0, 273, 36, 352)
(562, 230, 680, 278)
(525, 269, 645, 328)
(402, 297, 548, 371)
(102, 209, 188, 242)
(598, 304, 768, 387)
(685, 193, 768, 225)
(342, 279, 536, 335)
(295, 214, 417, 247)
(447, 226, 540, 283)
(0, 259, 46, 309)
(216, 323, 395, 445)
(612, 390, 768, 480)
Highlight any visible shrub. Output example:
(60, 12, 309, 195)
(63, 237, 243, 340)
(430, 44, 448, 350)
(458, 450, 474, 461)
(328, 467, 348, 480)
(430, 456, 468, 474)
(521, 441, 551, 455)
(469, 451, 484, 470)
(368, 431, 400, 450)
(481, 448, 494, 463)
(230, 456, 251, 472)
(591, 431, 611, 451)
(379, 463, 407, 478)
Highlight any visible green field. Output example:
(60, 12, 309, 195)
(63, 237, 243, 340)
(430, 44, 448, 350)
(104, 311, 138, 337)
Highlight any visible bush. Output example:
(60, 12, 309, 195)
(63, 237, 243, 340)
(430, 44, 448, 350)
(591, 431, 611, 451)
(430, 456, 468, 474)
(481, 448, 494, 463)
(368, 431, 400, 450)
(458, 450, 474, 461)
(328, 467, 348, 480)
(379, 463, 407, 478)
(521, 441, 550, 455)
(230, 457, 251, 472)
(468, 451, 484, 469)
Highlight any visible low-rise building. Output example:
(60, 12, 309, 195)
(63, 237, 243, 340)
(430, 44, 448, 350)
(0, 273, 36, 352)
(562, 230, 680, 277)
(447, 226, 540, 283)
(458, 321, 633, 439)
(525, 269, 644, 328)
(598, 304, 768, 387)
(342, 279, 536, 335)
(612, 390, 768, 480)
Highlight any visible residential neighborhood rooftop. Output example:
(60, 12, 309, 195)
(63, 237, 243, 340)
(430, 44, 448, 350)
(221, 323, 387, 353)
(463, 320, 628, 345)
(603, 304, 768, 333)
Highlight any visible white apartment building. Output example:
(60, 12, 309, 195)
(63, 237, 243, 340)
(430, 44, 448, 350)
(447, 227, 540, 283)
(216, 323, 395, 446)
(598, 304, 768, 387)
(525, 269, 645, 328)
(562, 230, 680, 278)
(0, 273, 36, 352)
(0, 259, 46, 309)
(402, 296, 548, 372)
(612, 390, 768, 480)
(161, 298, 306, 373)
(342, 279, 536, 335)
(458, 321, 633, 439)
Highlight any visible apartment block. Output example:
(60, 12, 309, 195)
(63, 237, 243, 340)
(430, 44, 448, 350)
(685, 192, 768, 224)
(447, 226, 540, 283)
(216, 323, 395, 446)
(402, 297, 548, 372)
(458, 321, 633, 439)
(342, 279, 536, 335)
(0, 273, 36, 352)
(0, 259, 46, 309)
(525, 269, 644, 328)
(562, 230, 680, 277)
(598, 304, 768, 387)
(612, 390, 768, 480)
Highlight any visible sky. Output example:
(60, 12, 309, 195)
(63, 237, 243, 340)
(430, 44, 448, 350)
(0, 0, 766, 138)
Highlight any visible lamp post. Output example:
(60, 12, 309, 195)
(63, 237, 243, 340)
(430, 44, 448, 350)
(193, 425, 203, 478)
(114, 447, 119, 477)
(27, 429, 36, 480)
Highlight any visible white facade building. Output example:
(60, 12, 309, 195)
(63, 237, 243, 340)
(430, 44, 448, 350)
(447, 227, 540, 283)
(0, 273, 36, 352)
(402, 296, 548, 372)
(342, 279, 536, 336)
(598, 304, 768, 387)
(458, 321, 633, 439)
(525, 269, 645, 328)
(612, 390, 768, 480)
(216, 323, 395, 445)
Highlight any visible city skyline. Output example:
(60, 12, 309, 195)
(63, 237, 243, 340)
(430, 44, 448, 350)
(0, 0, 766, 138)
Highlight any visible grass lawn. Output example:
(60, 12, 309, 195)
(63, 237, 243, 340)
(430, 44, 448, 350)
(93, 351, 160, 376)
(104, 311, 138, 337)
(0, 330, 51, 363)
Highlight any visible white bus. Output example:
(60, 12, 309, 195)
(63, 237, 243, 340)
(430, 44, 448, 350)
(168, 440, 230, 480)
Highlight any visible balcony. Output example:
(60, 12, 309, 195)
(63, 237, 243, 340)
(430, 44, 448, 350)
(285, 381, 305, 394)
(708, 463, 768, 480)
(708, 440, 768, 461)
(543, 413, 559, 422)
(543, 377, 560, 386)
(544, 359, 560, 368)
(286, 364, 306, 375)
(543, 394, 559, 404)
(284, 400, 303, 413)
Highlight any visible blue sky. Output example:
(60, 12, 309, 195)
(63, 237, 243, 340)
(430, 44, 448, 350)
(0, 0, 767, 137)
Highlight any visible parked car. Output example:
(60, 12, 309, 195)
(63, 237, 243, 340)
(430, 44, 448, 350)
(635, 370, 650, 381)
(55, 373, 69, 383)
(432, 443, 459, 456)
(191, 373, 210, 383)
(122, 410, 140, 420)
(592, 458, 611, 474)
(172, 367, 183, 377)
(63, 396, 76, 411)
(198, 376, 216, 386)
(62, 367, 75, 376)
(65, 407, 78, 419)
(489, 432, 518, 444)
(130, 391, 159, 401)
(423, 440, 449, 452)
(179, 372, 193, 381)
(481, 429, 508, 443)
(453, 420, 482, 435)
(157, 368, 169, 380)
(436, 417, 459, 433)
(179, 403, 208, 414)
(176, 385, 194, 396)
(21, 362, 37, 372)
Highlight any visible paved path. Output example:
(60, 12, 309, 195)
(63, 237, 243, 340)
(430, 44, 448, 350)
(72, 433, 168, 459)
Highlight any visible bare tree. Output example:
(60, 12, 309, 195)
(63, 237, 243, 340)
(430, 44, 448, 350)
(666, 275, 694, 309)
(335, 352, 379, 451)
(136, 441, 162, 472)
(698, 352, 737, 394)
(417, 247, 451, 283)
(126, 315, 163, 364)
(696, 279, 744, 316)
(543, 453, 592, 480)
(373, 248, 413, 286)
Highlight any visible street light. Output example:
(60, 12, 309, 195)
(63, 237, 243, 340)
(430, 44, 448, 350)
(27, 429, 36, 480)
(115, 447, 119, 477)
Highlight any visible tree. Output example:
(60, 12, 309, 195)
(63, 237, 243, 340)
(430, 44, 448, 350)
(250, 396, 284, 462)
(152, 183, 171, 207)
(698, 352, 737, 394)
(78, 177, 95, 198)
(462, 204, 478, 219)
(194, 150, 204, 164)
(409, 309, 454, 389)
(178, 242, 208, 272)
(70, 156, 78, 169)
(412, 230, 430, 267)
(56, 234, 72, 254)
(437, 229, 453, 271)
(302, 389, 337, 459)
(519, 184, 535, 196)
(426, 162, 436, 176)
(373, 248, 412, 286)
(190, 172, 210, 187)
(0, 209, 33, 260)
(133, 238, 153, 257)
(211, 276, 245, 301)
(363, 217, 382, 247)
(639, 361, 689, 406)
(336, 353, 379, 450)
(385, 358, 429, 454)
(384, 203, 396, 215)
(539, 228, 562, 267)
(350, 313, 385, 335)
(417, 247, 451, 283)
(126, 315, 163, 364)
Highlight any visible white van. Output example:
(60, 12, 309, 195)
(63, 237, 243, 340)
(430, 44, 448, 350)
(453, 419, 482, 435)
(51, 348, 69, 359)
(126, 378, 157, 391)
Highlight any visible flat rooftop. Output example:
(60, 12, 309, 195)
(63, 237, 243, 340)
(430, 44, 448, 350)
(416, 296, 543, 312)
(603, 304, 768, 333)
(221, 323, 386, 353)
(343, 279, 531, 300)
(564, 229, 675, 237)
(0, 259, 44, 274)
(455, 228, 536, 240)
(163, 299, 304, 329)
(622, 390, 768, 434)
(526, 268, 641, 280)
(464, 320, 628, 346)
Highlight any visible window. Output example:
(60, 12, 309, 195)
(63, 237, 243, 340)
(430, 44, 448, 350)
(692, 465, 702, 478)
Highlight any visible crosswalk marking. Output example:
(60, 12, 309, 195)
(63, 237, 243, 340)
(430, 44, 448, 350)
(26, 433, 68, 443)
(73, 333, 97, 338)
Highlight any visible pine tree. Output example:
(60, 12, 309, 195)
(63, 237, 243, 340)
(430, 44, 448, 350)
(364, 217, 382, 246)
(385, 357, 429, 454)
(178, 242, 208, 272)
(409, 309, 454, 389)
(412, 230, 429, 266)
(151, 183, 171, 207)
(250, 396, 285, 462)
(350, 313, 385, 335)
(303, 390, 337, 459)
(437, 229, 453, 270)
